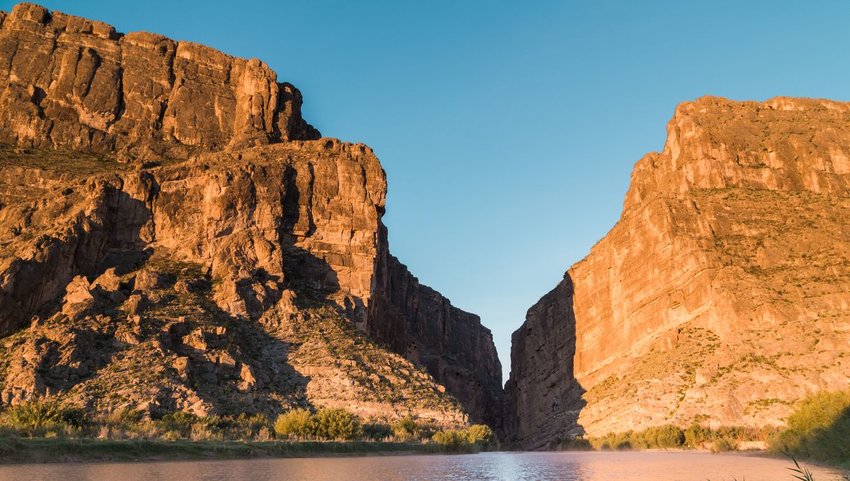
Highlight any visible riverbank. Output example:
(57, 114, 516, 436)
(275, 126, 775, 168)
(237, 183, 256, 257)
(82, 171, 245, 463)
(0, 437, 464, 464)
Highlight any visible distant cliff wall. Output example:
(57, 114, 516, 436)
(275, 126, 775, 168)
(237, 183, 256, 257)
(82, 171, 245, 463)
(505, 96, 850, 448)
(369, 226, 503, 425)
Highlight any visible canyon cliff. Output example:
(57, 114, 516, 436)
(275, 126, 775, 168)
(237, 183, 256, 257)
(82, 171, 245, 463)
(0, 3, 501, 426)
(504, 96, 850, 448)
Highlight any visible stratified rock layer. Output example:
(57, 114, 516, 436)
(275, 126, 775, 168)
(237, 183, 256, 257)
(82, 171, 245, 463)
(504, 96, 850, 448)
(0, 3, 501, 426)
(0, 3, 319, 160)
(369, 238, 503, 427)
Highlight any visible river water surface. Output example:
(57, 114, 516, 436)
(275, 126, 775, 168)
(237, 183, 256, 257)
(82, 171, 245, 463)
(0, 451, 844, 481)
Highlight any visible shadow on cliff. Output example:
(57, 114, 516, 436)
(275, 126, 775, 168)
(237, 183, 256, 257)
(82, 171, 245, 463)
(279, 165, 341, 310)
(177, 286, 311, 416)
(0, 187, 155, 400)
(0, 186, 155, 337)
(560, 273, 588, 443)
(503, 272, 588, 449)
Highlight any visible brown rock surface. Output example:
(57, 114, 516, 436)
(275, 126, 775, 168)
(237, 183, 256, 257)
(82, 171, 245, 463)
(504, 96, 850, 448)
(369, 243, 503, 427)
(0, 3, 501, 426)
(0, 3, 320, 160)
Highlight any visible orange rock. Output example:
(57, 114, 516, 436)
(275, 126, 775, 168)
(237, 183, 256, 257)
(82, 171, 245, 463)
(504, 96, 850, 448)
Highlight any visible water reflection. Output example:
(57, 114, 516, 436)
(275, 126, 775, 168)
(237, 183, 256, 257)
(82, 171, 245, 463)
(0, 451, 842, 481)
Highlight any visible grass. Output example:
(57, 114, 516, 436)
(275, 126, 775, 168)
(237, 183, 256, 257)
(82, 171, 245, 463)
(0, 401, 493, 463)
(0, 437, 449, 464)
(566, 424, 774, 452)
(0, 146, 125, 177)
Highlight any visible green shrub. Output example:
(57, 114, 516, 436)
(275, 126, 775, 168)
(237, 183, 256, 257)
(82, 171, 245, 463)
(157, 411, 199, 439)
(646, 424, 685, 448)
(392, 415, 419, 440)
(363, 423, 393, 441)
(770, 390, 850, 464)
(312, 408, 362, 441)
(684, 424, 711, 448)
(463, 424, 498, 449)
(274, 408, 362, 441)
(274, 409, 314, 439)
(1, 400, 89, 437)
(432, 429, 468, 450)
(101, 408, 144, 427)
(711, 437, 736, 452)
(431, 425, 498, 452)
(558, 437, 592, 450)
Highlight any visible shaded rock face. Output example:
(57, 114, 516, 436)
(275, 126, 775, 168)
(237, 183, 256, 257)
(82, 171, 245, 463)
(0, 3, 319, 160)
(505, 96, 850, 448)
(369, 228, 503, 426)
(0, 3, 501, 426)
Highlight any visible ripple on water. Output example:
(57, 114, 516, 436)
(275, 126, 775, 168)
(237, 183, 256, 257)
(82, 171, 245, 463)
(0, 451, 843, 481)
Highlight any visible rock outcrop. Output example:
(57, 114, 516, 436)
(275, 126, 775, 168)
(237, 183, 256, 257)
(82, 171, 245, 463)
(504, 96, 850, 448)
(369, 235, 503, 427)
(0, 3, 319, 161)
(0, 3, 501, 426)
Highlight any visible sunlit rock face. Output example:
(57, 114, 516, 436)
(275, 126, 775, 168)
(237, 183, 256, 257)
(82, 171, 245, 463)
(0, 3, 320, 160)
(504, 96, 850, 448)
(0, 3, 501, 426)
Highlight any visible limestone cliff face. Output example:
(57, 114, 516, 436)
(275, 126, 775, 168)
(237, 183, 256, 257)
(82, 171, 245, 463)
(505, 96, 850, 448)
(0, 3, 319, 161)
(369, 231, 503, 426)
(0, 3, 501, 426)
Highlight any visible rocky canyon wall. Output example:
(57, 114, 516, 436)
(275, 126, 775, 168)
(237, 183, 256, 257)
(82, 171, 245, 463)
(369, 231, 503, 426)
(0, 3, 319, 160)
(0, 3, 501, 425)
(505, 96, 850, 448)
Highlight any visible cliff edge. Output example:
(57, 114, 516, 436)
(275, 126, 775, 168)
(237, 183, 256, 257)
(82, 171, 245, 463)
(0, 3, 502, 426)
(504, 96, 850, 448)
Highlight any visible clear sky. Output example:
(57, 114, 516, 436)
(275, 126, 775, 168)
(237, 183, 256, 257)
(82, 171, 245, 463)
(8, 1, 850, 381)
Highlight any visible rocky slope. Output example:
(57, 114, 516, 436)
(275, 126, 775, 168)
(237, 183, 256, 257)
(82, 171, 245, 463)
(504, 96, 850, 448)
(0, 3, 501, 426)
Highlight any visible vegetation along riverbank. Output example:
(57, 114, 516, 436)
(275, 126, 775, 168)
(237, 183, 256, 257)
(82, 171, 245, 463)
(0, 400, 497, 463)
(554, 389, 850, 471)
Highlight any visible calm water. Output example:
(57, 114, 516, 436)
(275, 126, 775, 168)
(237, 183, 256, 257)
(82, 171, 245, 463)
(0, 451, 844, 481)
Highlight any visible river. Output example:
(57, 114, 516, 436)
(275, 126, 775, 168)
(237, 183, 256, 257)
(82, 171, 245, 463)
(0, 451, 843, 481)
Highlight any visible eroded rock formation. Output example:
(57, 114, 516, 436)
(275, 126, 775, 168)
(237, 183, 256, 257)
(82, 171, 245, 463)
(0, 3, 501, 426)
(0, 3, 319, 161)
(505, 96, 850, 448)
(369, 238, 503, 427)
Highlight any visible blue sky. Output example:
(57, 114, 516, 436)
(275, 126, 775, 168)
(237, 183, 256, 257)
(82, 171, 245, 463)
(8, 1, 850, 381)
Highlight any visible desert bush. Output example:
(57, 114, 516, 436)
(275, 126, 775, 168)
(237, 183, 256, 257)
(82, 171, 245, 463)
(770, 390, 850, 464)
(558, 436, 592, 450)
(588, 423, 775, 452)
(101, 408, 145, 427)
(711, 436, 737, 452)
(644, 424, 685, 448)
(432, 429, 468, 450)
(274, 408, 362, 441)
(463, 424, 498, 449)
(363, 423, 393, 441)
(0, 400, 88, 437)
(157, 411, 199, 439)
(431, 424, 498, 451)
(312, 408, 362, 441)
(684, 423, 711, 448)
(591, 431, 634, 450)
(392, 415, 419, 440)
(216, 413, 271, 440)
(274, 409, 314, 439)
